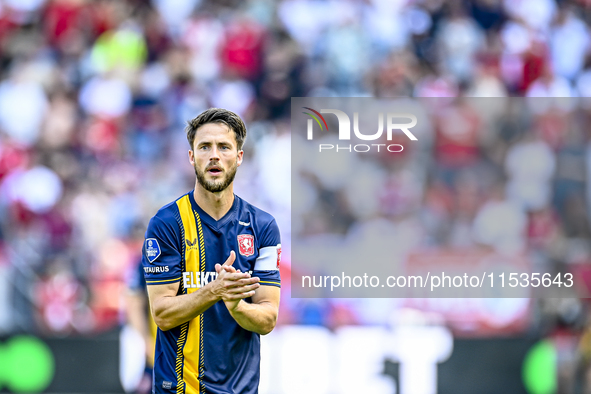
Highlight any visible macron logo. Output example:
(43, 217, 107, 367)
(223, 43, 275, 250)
(239, 221, 250, 226)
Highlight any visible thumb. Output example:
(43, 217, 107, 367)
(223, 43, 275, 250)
(222, 251, 236, 267)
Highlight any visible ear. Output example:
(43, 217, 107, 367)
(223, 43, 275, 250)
(188, 149, 195, 166)
(237, 150, 244, 167)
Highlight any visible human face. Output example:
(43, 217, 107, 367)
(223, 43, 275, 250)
(188, 123, 243, 193)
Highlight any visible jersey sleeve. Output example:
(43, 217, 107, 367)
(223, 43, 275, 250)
(142, 214, 183, 285)
(253, 218, 281, 288)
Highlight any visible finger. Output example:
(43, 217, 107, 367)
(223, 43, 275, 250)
(221, 276, 252, 290)
(223, 265, 237, 273)
(222, 251, 236, 267)
(224, 272, 252, 281)
(236, 276, 261, 286)
(215, 263, 222, 274)
(224, 274, 256, 285)
(223, 280, 260, 293)
(217, 264, 237, 278)
(226, 289, 257, 300)
(227, 283, 260, 294)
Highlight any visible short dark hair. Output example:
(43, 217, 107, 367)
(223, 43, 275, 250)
(186, 108, 247, 150)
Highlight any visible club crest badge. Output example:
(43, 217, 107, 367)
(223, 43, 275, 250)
(237, 234, 255, 257)
(145, 238, 161, 263)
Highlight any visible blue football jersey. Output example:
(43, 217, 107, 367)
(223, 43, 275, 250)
(142, 192, 281, 394)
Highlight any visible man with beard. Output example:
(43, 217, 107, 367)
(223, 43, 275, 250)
(141, 108, 281, 394)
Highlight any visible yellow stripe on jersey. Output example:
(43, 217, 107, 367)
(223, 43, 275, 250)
(195, 213, 206, 391)
(259, 281, 281, 286)
(196, 213, 205, 273)
(176, 195, 204, 393)
(175, 322, 188, 393)
(146, 277, 182, 284)
(177, 195, 200, 288)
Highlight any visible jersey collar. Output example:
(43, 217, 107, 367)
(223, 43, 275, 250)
(188, 190, 239, 230)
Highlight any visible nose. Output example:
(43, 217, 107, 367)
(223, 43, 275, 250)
(209, 146, 221, 161)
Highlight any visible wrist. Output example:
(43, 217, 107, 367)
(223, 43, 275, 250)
(204, 281, 223, 302)
(226, 298, 243, 313)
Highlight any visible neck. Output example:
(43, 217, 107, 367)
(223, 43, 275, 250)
(193, 182, 235, 221)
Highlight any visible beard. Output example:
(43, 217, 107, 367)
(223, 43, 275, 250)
(194, 160, 238, 193)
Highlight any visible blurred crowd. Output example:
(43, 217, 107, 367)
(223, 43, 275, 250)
(0, 0, 590, 343)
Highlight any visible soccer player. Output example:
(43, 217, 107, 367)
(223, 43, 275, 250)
(142, 108, 281, 393)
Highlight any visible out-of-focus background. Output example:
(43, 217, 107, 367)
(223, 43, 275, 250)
(0, 0, 591, 393)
